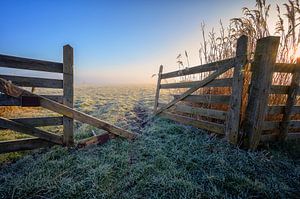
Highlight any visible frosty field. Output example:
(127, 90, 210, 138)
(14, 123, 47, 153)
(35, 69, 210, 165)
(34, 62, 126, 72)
(0, 86, 299, 198)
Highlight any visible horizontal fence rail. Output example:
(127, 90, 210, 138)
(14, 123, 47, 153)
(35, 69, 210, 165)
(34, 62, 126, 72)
(0, 75, 63, 89)
(269, 85, 300, 95)
(0, 54, 63, 73)
(267, 105, 300, 115)
(0, 94, 63, 106)
(160, 78, 233, 89)
(0, 138, 55, 153)
(160, 111, 225, 134)
(159, 103, 227, 120)
(161, 58, 235, 79)
(262, 120, 300, 131)
(274, 63, 300, 73)
(174, 94, 231, 104)
(0, 117, 63, 130)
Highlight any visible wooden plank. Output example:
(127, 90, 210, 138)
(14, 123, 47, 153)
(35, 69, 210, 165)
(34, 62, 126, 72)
(172, 104, 227, 120)
(0, 94, 62, 106)
(63, 45, 74, 146)
(154, 63, 233, 115)
(0, 75, 63, 88)
(11, 117, 62, 127)
(174, 94, 230, 104)
(154, 65, 163, 112)
(0, 54, 63, 73)
(241, 36, 280, 149)
(0, 94, 20, 106)
(279, 58, 300, 140)
(160, 112, 224, 134)
(270, 85, 289, 94)
(0, 117, 62, 130)
(0, 77, 137, 140)
(270, 85, 300, 95)
(160, 78, 232, 89)
(273, 63, 300, 73)
(267, 105, 300, 114)
(21, 96, 40, 107)
(0, 117, 63, 144)
(0, 138, 56, 154)
(262, 120, 300, 131)
(77, 133, 110, 147)
(261, 133, 300, 142)
(161, 58, 235, 79)
(225, 35, 248, 144)
(41, 95, 63, 103)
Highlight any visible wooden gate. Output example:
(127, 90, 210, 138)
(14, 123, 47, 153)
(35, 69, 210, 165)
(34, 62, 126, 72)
(154, 35, 248, 145)
(241, 36, 300, 149)
(0, 46, 136, 153)
(0, 45, 74, 152)
(154, 35, 300, 149)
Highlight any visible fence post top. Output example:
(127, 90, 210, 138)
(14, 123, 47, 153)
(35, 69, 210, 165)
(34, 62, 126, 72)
(238, 35, 248, 39)
(257, 36, 280, 42)
(63, 44, 73, 49)
(159, 65, 163, 72)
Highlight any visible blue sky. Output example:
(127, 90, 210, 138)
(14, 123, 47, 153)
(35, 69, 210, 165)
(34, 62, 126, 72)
(0, 0, 280, 85)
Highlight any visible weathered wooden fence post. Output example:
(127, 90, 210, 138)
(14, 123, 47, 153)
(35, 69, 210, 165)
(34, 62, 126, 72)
(225, 35, 248, 145)
(279, 58, 300, 141)
(63, 45, 74, 146)
(241, 36, 280, 149)
(154, 65, 163, 112)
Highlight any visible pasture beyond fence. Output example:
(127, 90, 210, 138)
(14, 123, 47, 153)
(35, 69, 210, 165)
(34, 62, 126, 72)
(154, 35, 300, 149)
(0, 46, 135, 154)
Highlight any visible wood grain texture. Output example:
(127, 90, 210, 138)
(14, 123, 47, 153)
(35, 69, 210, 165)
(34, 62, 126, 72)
(267, 105, 300, 115)
(270, 85, 300, 94)
(241, 36, 280, 149)
(0, 94, 20, 106)
(10, 117, 62, 127)
(0, 75, 63, 88)
(274, 63, 300, 73)
(161, 58, 235, 79)
(0, 54, 63, 73)
(263, 120, 300, 131)
(160, 112, 224, 134)
(160, 103, 227, 120)
(63, 45, 74, 146)
(0, 94, 62, 106)
(261, 132, 300, 142)
(77, 133, 110, 147)
(0, 117, 63, 144)
(225, 35, 248, 145)
(0, 117, 62, 130)
(0, 138, 56, 154)
(174, 94, 230, 104)
(154, 65, 163, 112)
(160, 78, 232, 89)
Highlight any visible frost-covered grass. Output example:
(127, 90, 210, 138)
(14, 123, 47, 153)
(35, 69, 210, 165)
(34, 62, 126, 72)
(0, 86, 299, 198)
(0, 118, 299, 198)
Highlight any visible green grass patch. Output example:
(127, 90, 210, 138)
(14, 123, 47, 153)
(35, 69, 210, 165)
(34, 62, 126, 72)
(0, 118, 299, 198)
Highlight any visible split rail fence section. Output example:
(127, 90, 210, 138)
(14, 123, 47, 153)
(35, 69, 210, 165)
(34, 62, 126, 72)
(154, 35, 300, 149)
(0, 45, 74, 153)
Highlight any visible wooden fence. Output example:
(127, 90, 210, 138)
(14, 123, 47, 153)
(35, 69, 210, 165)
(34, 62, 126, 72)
(0, 45, 136, 154)
(0, 45, 74, 153)
(154, 35, 300, 149)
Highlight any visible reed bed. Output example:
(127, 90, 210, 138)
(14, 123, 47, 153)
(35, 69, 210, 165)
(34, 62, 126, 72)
(163, 0, 300, 123)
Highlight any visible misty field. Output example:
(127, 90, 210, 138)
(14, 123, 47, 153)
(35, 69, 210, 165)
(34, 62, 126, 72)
(0, 86, 299, 198)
